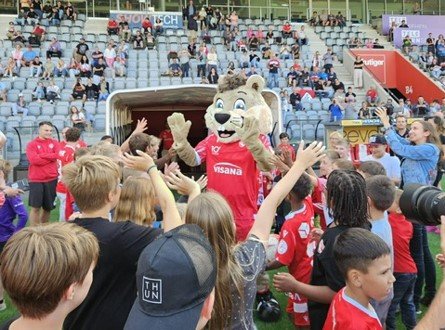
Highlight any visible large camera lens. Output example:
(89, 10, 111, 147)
(400, 184, 445, 226)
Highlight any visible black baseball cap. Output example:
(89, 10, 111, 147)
(124, 224, 217, 330)
(369, 134, 387, 145)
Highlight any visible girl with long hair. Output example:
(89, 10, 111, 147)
(114, 176, 156, 227)
(183, 142, 325, 329)
(376, 107, 440, 312)
(274, 169, 371, 329)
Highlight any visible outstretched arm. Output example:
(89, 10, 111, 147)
(123, 150, 182, 231)
(120, 118, 148, 153)
(273, 272, 336, 304)
(249, 141, 325, 244)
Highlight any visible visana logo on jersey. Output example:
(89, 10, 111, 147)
(213, 162, 243, 176)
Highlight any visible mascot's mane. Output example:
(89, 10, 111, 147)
(217, 73, 247, 93)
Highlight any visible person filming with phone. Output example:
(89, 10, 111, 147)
(376, 107, 441, 312)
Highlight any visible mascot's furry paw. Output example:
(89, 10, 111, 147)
(233, 115, 261, 146)
(167, 113, 192, 148)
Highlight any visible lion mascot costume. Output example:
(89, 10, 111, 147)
(167, 73, 275, 241)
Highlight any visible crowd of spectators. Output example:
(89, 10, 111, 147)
(387, 20, 445, 86)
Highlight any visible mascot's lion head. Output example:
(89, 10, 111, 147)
(205, 74, 273, 144)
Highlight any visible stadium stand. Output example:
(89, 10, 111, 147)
(7, 6, 441, 159)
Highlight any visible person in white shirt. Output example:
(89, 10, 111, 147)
(364, 134, 401, 186)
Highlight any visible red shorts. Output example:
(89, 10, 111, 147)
(287, 292, 309, 327)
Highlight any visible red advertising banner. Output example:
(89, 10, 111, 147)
(351, 49, 445, 102)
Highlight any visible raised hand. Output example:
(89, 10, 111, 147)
(375, 107, 391, 129)
(195, 175, 208, 190)
(134, 118, 148, 134)
(164, 162, 180, 178)
(233, 115, 260, 143)
(165, 170, 200, 197)
(295, 141, 326, 169)
(123, 150, 155, 172)
(167, 113, 192, 148)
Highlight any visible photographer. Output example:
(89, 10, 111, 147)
(376, 107, 441, 312)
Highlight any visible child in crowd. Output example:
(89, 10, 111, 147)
(332, 158, 355, 171)
(307, 150, 340, 229)
(63, 153, 180, 330)
(267, 174, 315, 329)
(0, 159, 28, 311)
(273, 170, 370, 329)
(386, 189, 417, 330)
(277, 132, 296, 161)
(334, 139, 352, 160)
(0, 223, 99, 330)
(365, 175, 396, 325)
(358, 160, 387, 178)
(114, 176, 156, 227)
(323, 228, 395, 329)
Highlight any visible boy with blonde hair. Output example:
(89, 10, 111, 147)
(0, 222, 99, 329)
(63, 153, 178, 330)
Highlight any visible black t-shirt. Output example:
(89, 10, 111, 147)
(64, 217, 162, 330)
(309, 225, 358, 329)
(85, 83, 98, 93)
(354, 60, 363, 69)
(93, 63, 106, 76)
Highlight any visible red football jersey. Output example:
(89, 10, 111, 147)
(59, 140, 88, 150)
(278, 143, 296, 161)
(276, 197, 315, 283)
(195, 134, 271, 241)
(56, 145, 76, 194)
(275, 197, 315, 326)
(311, 177, 329, 229)
(159, 130, 174, 150)
(388, 213, 417, 274)
(323, 288, 382, 330)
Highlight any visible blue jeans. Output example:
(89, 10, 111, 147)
(411, 224, 436, 308)
(250, 58, 259, 68)
(268, 72, 279, 88)
(386, 273, 417, 330)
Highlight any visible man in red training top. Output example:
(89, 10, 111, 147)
(26, 121, 60, 225)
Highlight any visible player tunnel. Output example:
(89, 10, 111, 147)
(106, 85, 283, 150)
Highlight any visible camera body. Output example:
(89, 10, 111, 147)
(400, 184, 445, 226)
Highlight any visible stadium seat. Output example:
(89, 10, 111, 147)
(6, 117, 21, 133)
(28, 102, 41, 116)
(303, 124, 315, 141)
(97, 102, 106, 114)
(52, 115, 67, 130)
(0, 103, 12, 117)
(40, 103, 54, 116)
(95, 115, 106, 130)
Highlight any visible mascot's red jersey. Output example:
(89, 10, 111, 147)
(195, 133, 271, 240)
